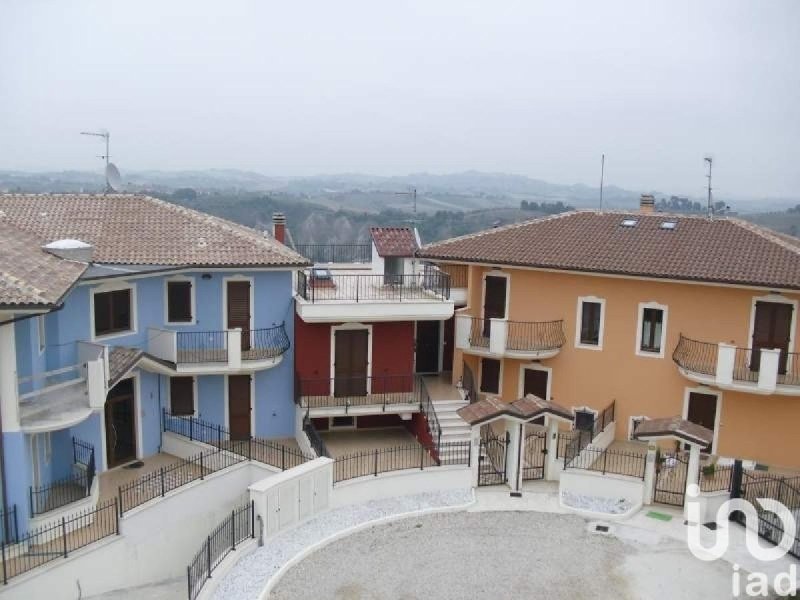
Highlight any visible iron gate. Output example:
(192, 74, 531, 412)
(653, 452, 689, 507)
(478, 433, 509, 486)
(521, 431, 546, 481)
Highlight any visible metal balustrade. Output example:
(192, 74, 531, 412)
(295, 374, 419, 410)
(294, 243, 372, 264)
(295, 270, 450, 303)
(506, 320, 566, 352)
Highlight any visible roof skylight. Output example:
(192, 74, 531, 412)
(620, 219, 638, 227)
(660, 221, 678, 230)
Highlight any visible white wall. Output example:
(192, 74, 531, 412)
(331, 466, 471, 508)
(560, 469, 645, 507)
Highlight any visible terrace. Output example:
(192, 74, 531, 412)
(455, 315, 566, 360)
(295, 374, 422, 417)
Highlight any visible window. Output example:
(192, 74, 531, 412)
(629, 416, 648, 440)
(170, 377, 195, 416)
(93, 288, 133, 337)
(37, 315, 46, 353)
(574, 409, 596, 432)
(166, 280, 193, 323)
(576, 298, 604, 348)
(330, 416, 356, 429)
(384, 257, 403, 285)
(480, 358, 501, 395)
(638, 304, 666, 356)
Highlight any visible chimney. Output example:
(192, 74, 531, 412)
(42, 239, 94, 263)
(272, 212, 286, 244)
(639, 194, 655, 214)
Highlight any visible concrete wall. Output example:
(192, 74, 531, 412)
(560, 469, 646, 507)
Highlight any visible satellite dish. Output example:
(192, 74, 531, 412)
(106, 163, 122, 192)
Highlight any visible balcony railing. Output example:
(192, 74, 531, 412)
(437, 263, 468, 288)
(30, 438, 95, 516)
(295, 374, 420, 411)
(294, 243, 372, 264)
(295, 270, 450, 303)
(673, 334, 800, 393)
(458, 315, 565, 358)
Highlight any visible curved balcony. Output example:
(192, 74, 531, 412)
(456, 315, 565, 360)
(673, 334, 800, 395)
(147, 324, 290, 374)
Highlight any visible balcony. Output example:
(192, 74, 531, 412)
(436, 263, 468, 305)
(455, 315, 566, 360)
(17, 343, 107, 433)
(147, 324, 290, 373)
(294, 268, 454, 323)
(294, 242, 372, 265)
(295, 374, 421, 417)
(673, 334, 800, 395)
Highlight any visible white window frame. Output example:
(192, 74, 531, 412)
(330, 323, 373, 395)
(628, 415, 649, 440)
(747, 293, 797, 354)
(574, 296, 605, 350)
(164, 275, 196, 326)
(682, 386, 722, 454)
(90, 281, 138, 342)
(167, 375, 198, 417)
(479, 356, 503, 396)
(635, 301, 668, 359)
(480, 270, 511, 322)
(518, 363, 552, 401)
(37, 314, 46, 354)
(222, 275, 255, 346)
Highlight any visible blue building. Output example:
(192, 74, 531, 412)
(0, 194, 307, 535)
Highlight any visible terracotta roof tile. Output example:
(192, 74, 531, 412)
(370, 227, 418, 257)
(633, 416, 713, 447)
(418, 210, 800, 290)
(108, 346, 144, 387)
(0, 194, 310, 268)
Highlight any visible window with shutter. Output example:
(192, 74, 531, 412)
(167, 280, 193, 323)
(170, 377, 195, 416)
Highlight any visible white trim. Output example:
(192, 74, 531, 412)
(223, 374, 255, 437)
(517, 363, 552, 401)
(89, 280, 138, 342)
(682, 386, 721, 454)
(37, 314, 46, 354)
(77, 265, 301, 286)
(330, 324, 373, 395)
(328, 415, 357, 430)
(222, 275, 255, 339)
(163, 275, 196, 326)
(570, 405, 598, 431)
(480, 270, 510, 322)
(167, 375, 198, 417)
(635, 301, 668, 359)
(478, 356, 502, 396)
(574, 296, 605, 351)
(628, 415, 649, 440)
(747, 293, 797, 356)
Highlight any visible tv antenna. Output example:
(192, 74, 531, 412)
(599, 154, 605, 212)
(395, 186, 418, 223)
(80, 129, 119, 193)
(704, 156, 713, 220)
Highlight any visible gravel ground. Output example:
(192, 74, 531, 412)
(212, 490, 473, 600)
(561, 490, 633, 514)
(271, 511, 757, 600)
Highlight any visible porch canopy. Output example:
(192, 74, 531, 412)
(457, 394, 573, 426)
(632, 416, 713, 449)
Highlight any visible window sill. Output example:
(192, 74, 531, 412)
(93, 329, 136, 342)
(636, 348, 665, 359)
(165, 320, 196, 327)
(575, 343, 603, 351)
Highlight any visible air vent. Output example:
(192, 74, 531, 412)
(620, 219, 638, 227)
(660, 221, 677, 230)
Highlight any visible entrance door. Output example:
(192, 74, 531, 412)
(482, 275, 507, 337)
(105, 378, 136, 468)
(522, 368, 549, 425)
(228, 375, 251, 440)
(334, 329, 369, 397)
(415, 321, 440, 373)
(574, 410, 595, 433)
(686, 391, 717, 453)
(227, 280, 251, 352)
(442, 317, 455, 372)
(751, 301, 792, 373)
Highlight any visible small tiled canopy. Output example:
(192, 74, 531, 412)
(632, 416, 713, 448)
(457, 394, 573, 426)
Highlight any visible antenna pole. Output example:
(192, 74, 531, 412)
(704, 157, 713, 220)
(80, 130, 111, 193)
(599, 154, 605, 212)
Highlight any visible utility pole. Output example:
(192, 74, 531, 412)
(704, 156, 713, 220)
(80, 130, 111, 192)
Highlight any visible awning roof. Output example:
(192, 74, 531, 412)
(457, 394, 573, 426)
(632, 416, 713, 447)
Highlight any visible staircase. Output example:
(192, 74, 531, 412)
(421, 375, 471, 444)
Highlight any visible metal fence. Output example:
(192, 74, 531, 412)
(296, 271, 450, 303)
(176, 330, 229, 363)
(563, 444, 647, 480)
(245, 325, 291, 360)
(505, 320, 566, 352)
(294, 243, 372, 264)
(672, 335, 718, 377)
(0, 506, 17, 546)
(777, 353, 800, 386)
(732, 347, 759, 383)
(467, 317, 490, 348)
(303, 417, 331, 458)
(438, 263, 468, 288)
(1, 499, 118, 585)
(333, 441, 470, 483)
(419, 379, 442, 449)
(295, 374, 419, 410)
(592, 400, 615, 438)
(187, 501, 254, 600)
(30, 438, 96, 516)
(699, 464, 734, 493)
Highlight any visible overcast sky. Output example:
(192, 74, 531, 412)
(1, 0, 798, 198)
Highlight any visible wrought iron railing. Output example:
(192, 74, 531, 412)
(303, 416, 331, 458)
(699, 464, 734, 492)
(187, 501, 254, 600)
(462, 362, 477, 403)
(591, 400, 615, 439)
(294, 243, 372, 264)
(176, 331, 229, 363)
(332, 441, 470, 483)
(295, 374, 419, 410)
(563, 444, 647, 480)
(0, 506, 17, 546)
(295, 271, 450, 303)
(419, 378, 442, 450)
(30, 438, 96, 516)
(672, 335, 718, 376)
(438, 263, 468, 288)
(732, 346, 759, 383)
(467, 317, 490, 348)
(778, 352, 800, 386)
(243, 325, 291, 360)
(505, 320, 565, 352)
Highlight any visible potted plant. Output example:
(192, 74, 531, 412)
(702, 463, 716, 479)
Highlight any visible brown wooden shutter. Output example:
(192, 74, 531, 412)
(480, 358, 501, 394)
(170, 377, 194, 416)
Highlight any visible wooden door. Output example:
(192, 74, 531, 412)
(415, 321, 440, 373)
(334, 329, 369, 397)
(227, 280, 251, 351)
(523, 369, 549, 426)
(687, 392, 717, 453)
(442, 316, 455, 372)
(482, 275, 507, 337)
(105, 378, 136, 468)
(228, 375, 251, 440)
(751, 301, 792, 373)
(574, 410, 595, 432)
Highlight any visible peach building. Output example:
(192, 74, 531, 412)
(419, 199, 800, 468)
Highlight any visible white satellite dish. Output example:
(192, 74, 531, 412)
(106, 163, 122, 192)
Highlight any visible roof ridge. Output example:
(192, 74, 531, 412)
(728, 217, 800, 256)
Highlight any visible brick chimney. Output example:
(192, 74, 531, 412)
(639, 194, 655, 214)
(272, 212, 286, 244)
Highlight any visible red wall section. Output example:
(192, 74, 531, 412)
(371, 321, 415, 393)
(294, 313, 331, 381)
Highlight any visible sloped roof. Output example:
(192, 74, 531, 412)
(0, 220, 86, 308)
(0, 194, 309, 268)
(633, 416, 713, 447)
(457, 394, 572, 426)
(418, 210, 800, 290)
(108, 346, 144, 387)
(370, 227, 418, 257)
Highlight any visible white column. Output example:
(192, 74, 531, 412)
(0, 320, 20, 432)
(228, 328, 242, 369)
(757, 348, 780, 393)
(684, 444, 702, 521)
(505, 419, 521, 493)
(643, 445, 657, 505)
(455, 313, 471, 350)
(469, 424, 481, 488)
(715, 343, 735, 386)
(544, 418, 559, 481)
(489, 318, 507, 356)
